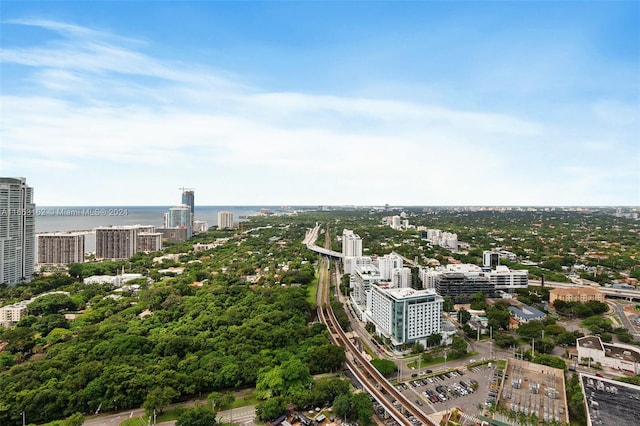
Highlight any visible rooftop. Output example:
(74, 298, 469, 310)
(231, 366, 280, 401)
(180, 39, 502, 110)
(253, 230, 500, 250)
(508, 304, 545, 320)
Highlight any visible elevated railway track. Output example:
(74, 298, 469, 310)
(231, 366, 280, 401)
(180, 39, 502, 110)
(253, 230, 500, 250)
(316, 257, 436, 426)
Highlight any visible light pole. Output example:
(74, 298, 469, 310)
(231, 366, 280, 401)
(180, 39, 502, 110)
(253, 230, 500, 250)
(21, 410, 26, 426)
(444, 347, 448, 371)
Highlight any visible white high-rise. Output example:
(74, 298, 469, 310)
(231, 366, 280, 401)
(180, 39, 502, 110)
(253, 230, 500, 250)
(391, 267, 412, 288)
(342, 229, 362, 257)
(342, 229, 363, 274)
(218, 211, 234, 229)
(376, 253, 403, 280)
(0, 177, 35, 285)
(369, 286, 443, 347)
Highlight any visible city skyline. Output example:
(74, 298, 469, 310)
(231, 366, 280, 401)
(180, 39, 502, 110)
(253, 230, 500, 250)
(1, 2, 638, 206)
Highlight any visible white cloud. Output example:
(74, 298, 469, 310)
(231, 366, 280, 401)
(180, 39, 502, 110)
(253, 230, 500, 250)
(1, 19, 638, 206)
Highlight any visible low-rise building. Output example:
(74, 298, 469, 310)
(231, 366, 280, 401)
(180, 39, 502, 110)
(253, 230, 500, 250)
(508, 304, 546, 324)
(577, 336, 640, 373)
(83, 273, 143, 286)
(0, 301, 28, 327)
(549, 287, 605, 305)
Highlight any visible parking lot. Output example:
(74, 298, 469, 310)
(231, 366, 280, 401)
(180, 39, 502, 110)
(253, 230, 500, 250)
(384, 362, 498, 421)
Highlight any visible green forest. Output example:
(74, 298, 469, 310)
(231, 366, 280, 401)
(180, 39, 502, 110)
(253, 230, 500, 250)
(0, 218, 348, 425)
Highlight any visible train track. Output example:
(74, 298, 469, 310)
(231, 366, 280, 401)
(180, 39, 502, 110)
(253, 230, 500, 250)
(316, 257, 437, 426)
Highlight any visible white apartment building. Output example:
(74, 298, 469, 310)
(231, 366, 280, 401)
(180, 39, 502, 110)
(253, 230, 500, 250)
(83, 273, 143, 286)
(37, 232, 85, 265)
(420, 268, 440, 290)
(193, 220, 209, 233)
(0, 177, 35, 285)
(342, 229, 362, 257)
(369, 286, 443, 347)
(342, 229, 363, 274)
(350, 264, 383, 319)
(218, 211, 234, 229)
(344, 255, 372, 278)
(376, 252, 403, 280)
(425, 229, 458, 251)
(0, 301, 28, 327)
(391, 267, 412, 289)
(391, 215, 402, 230)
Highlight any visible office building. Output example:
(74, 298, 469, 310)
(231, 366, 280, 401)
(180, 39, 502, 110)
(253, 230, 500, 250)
(369, 286, 443, 347)
(217, 211, 234, 230)
(435, 272, 495, 302)
(37, 232, 85, 265)
(489, 265, 528, 291)
(0, 177, 35, 285)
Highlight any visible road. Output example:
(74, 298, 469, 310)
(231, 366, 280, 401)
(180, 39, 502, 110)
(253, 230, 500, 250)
(610, 300, 640, 337)
(83, 403, 256, 426)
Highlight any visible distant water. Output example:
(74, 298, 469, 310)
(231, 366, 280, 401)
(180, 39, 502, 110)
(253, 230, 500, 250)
(35, 206, 277, 252)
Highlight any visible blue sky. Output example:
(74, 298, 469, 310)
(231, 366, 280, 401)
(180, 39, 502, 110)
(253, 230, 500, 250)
(1, 1, 638, 206)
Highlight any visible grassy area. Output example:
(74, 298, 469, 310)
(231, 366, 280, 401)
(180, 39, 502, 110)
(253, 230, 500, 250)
(232, 392, 259, 409)
(121, 410, 178, 426)
(307, 268, 319, 306)
(362, 341, 379, 360)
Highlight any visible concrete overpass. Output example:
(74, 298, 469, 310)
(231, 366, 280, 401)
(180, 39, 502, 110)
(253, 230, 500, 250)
(303, 224, 343, 260)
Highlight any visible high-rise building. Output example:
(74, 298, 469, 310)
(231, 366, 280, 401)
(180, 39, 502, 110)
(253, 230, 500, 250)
(0, 177, 35, 285)
(483, 250, 500, 268)
(342, 229, 363, 274)
(181, 190, 195, 215)
(342, 229, 362, 257)
(391, 267, 412, 288)
(369, 286, 443, 347)
(37, 232, 85, 265)
(167, 204, 192, 238)
(376, 253, 403, 280)
(217, 211, 234, 229)
(95, 226, 139, 260)
(137, 232, 163, 253)
(95, 225, 162, 259)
